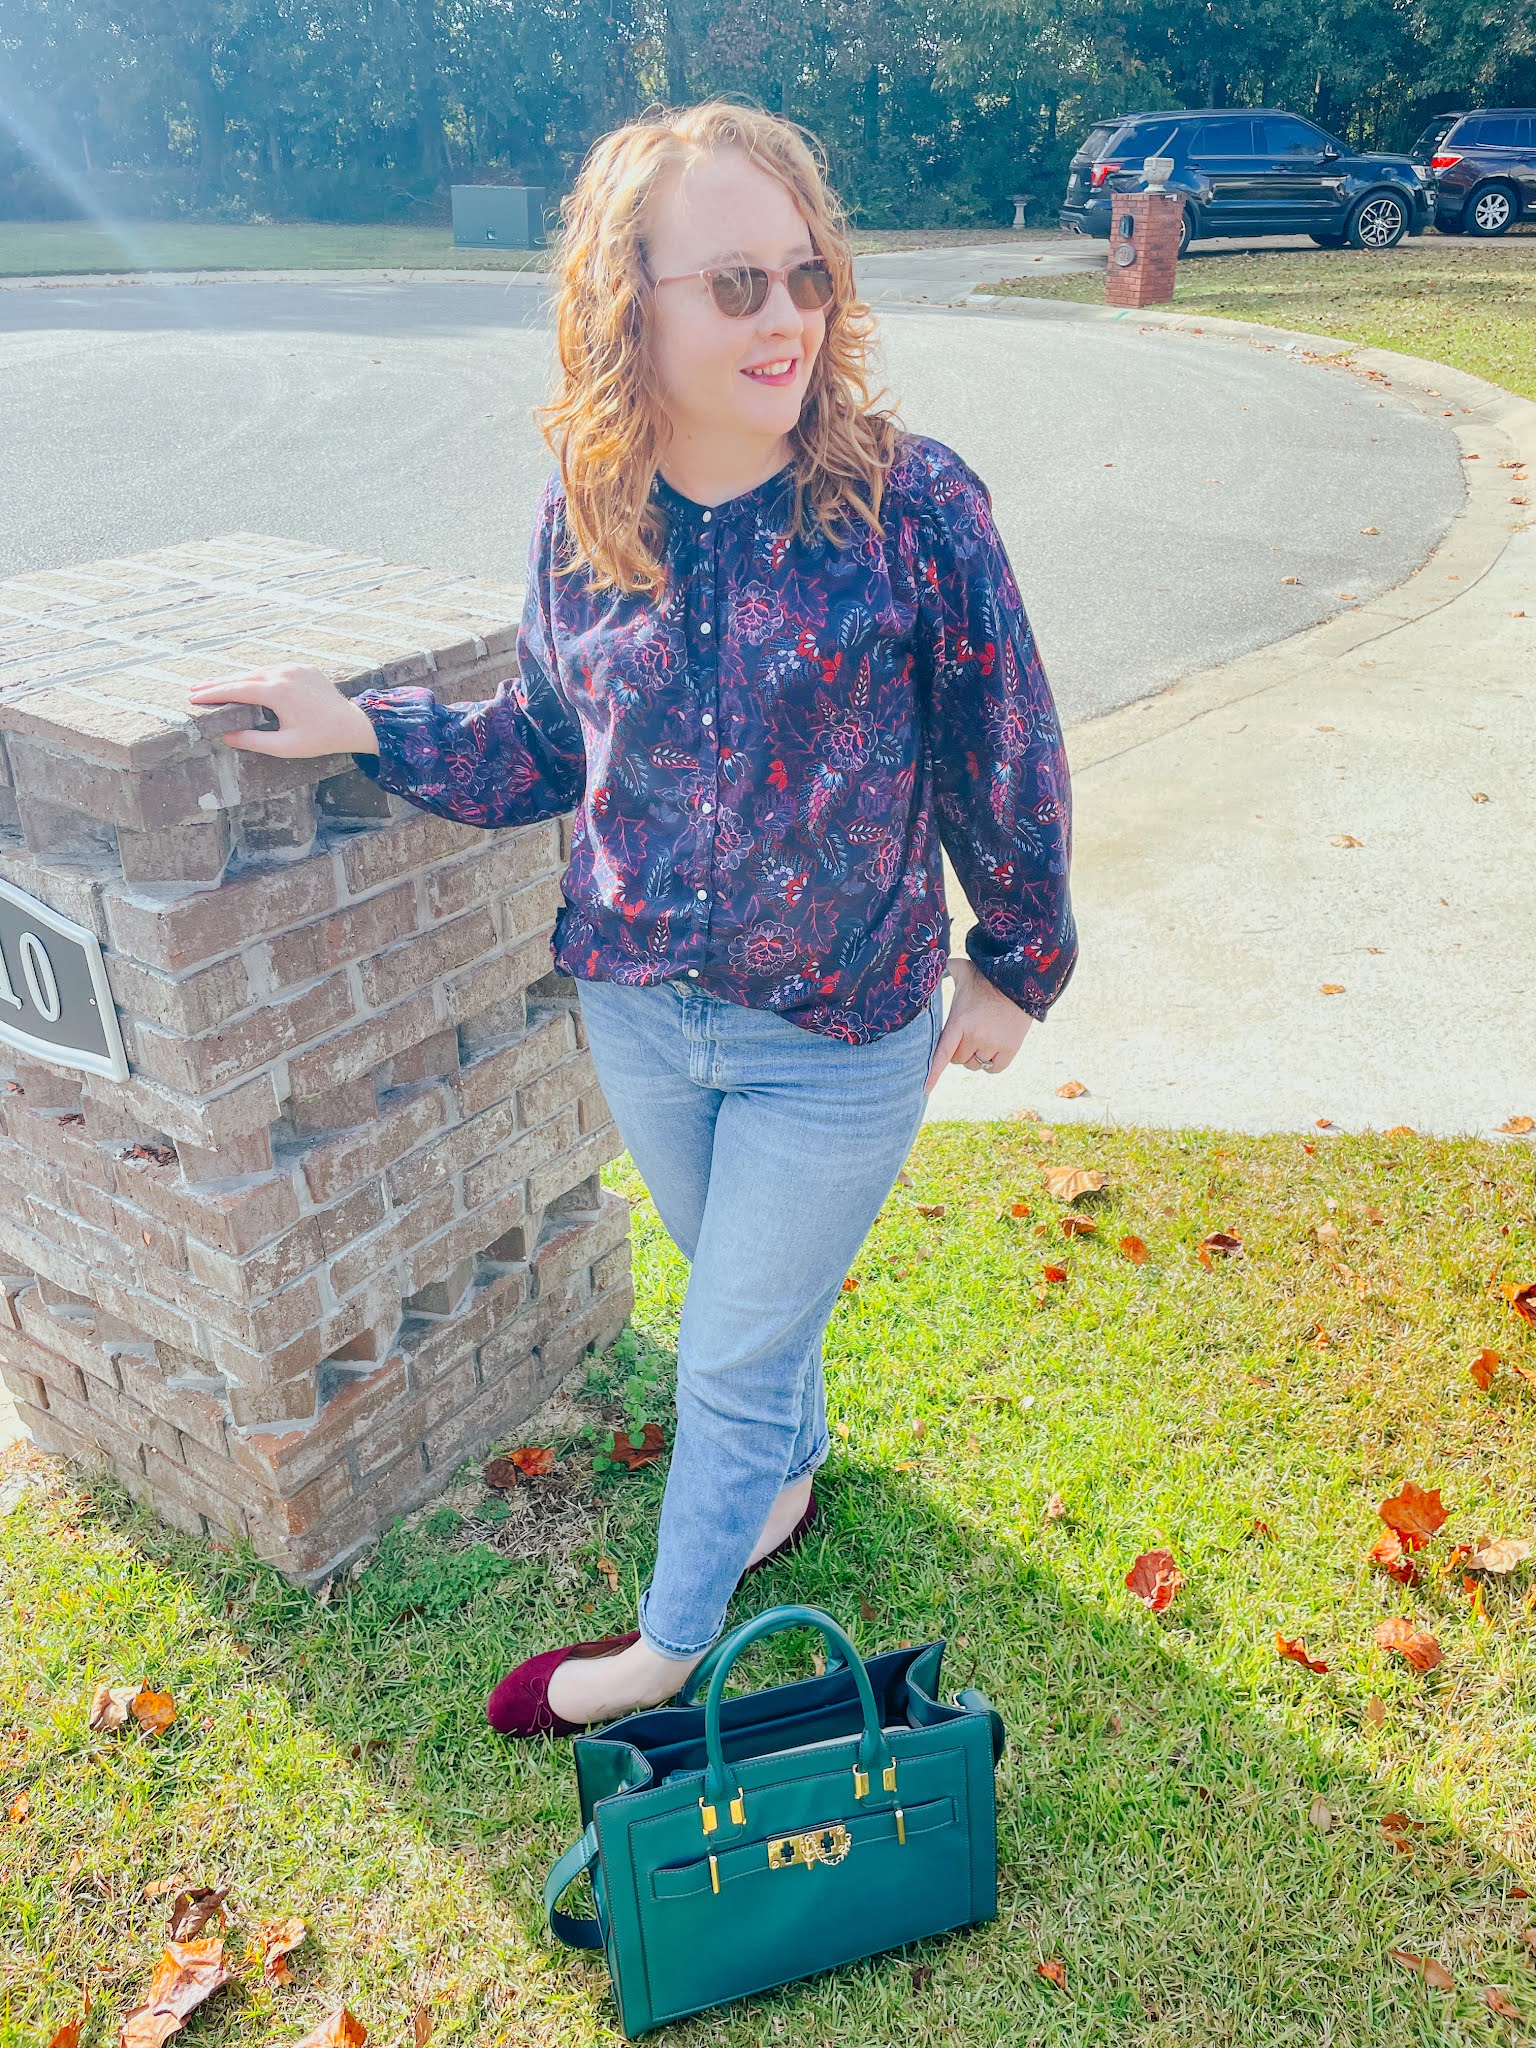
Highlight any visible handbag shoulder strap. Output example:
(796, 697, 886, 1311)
(545, 1821, 604, 1949)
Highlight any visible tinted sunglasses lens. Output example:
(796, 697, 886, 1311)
(709, 267, 765, 317)
(789, 260, 834, 309)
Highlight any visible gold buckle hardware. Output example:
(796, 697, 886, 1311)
(767, 1823, 853, 1872)
(852, 1767, 869, 1799)
(700, 1790, 745, 1836)
(896, 1806, 906, 1846)
(882, 1761, 898, 1793)
(709, 1853, 720, 1895)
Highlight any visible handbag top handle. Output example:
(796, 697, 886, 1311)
(698, 1603, 896, 1827)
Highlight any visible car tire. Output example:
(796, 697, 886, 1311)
(1176, 205, 1196, 257)
(1464, 184, 1516, 237)
(1309, 231, 1346, 248)
(1345, 192, 1408, 250)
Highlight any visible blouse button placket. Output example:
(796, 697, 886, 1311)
(695, 508, 721, 949)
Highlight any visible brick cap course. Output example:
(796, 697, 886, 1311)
(0, 535, 526, 771)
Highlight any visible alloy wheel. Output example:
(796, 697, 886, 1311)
(1471, 188, 1513, 235)
(1355, 196, 1405, 249)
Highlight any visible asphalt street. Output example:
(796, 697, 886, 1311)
(0, 253, 1464, 724)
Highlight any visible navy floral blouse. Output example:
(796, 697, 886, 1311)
(353, 432, 1076, 1045)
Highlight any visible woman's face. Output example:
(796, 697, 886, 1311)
(643, 148, 827, 462)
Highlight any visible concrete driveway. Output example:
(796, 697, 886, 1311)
(0, 256, 1463, 725)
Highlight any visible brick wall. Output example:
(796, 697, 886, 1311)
(0, 535, 631, 1580)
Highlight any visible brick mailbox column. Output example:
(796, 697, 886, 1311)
(1104, 190, 1185, 309)
(0, 533, 632, 1580)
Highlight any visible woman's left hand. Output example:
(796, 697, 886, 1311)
(924, 958, 1032, 1095)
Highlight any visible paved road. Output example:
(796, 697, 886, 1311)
(0, 257, 1464, 723)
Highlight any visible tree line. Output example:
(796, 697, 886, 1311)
(1, 0, 1532, 229)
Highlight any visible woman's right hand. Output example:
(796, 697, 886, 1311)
(187, 664, 380, 758)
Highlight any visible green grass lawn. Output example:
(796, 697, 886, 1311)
(0, 220, 1044, 278)
(5, 1123, 1536, 2046)
(981, 236, 1536, 404)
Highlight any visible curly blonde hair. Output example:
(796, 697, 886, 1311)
(536, 98, 904, 597)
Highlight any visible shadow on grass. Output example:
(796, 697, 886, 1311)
(86, 1396, 1531, 2048)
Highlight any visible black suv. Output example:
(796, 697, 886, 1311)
(1060, 109, 1430, 255)
(1410, 109, 1536, 236)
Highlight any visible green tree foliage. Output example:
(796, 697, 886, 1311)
(0, 0, 1531, 225)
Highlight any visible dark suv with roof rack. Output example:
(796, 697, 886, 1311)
(1410, 109, 1536, 236)
(1059, 109, 1430, 255)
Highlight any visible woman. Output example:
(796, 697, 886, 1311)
(187, 100, 1076, 1736)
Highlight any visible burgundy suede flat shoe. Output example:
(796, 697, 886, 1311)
(738, 1487, 819, 1582)
(486, 1628, 641, 1739)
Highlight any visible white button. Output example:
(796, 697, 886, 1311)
(701, 712, 713, 725)
(688, 968, 700, 977)
(702, 800, 713, 813)
(696, 887, 708, 899)
(699, 621, 712, 635)
(701, 510, 712, 523)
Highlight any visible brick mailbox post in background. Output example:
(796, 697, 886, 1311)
(1104, 184, 1185, 310)
(0, 533, 632, 1580)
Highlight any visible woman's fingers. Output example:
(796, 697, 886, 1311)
(187, 677, 279, 707)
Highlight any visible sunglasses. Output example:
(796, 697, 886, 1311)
(651, 256, 836, 319)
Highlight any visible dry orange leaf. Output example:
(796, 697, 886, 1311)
(119, 1939, 233, 2047)
(1369, 1532, 1421, 1587)
(1308, 1794, 1335, 1831)
(1320, 983, 1346, 996)
(595, 1555, 620, 1593)
(1374, 1618, 1442, 1672)
(47, 2022, 84, 2048)
(1485, 1987, 1522, 2017)
(1330, 834, 1364, 848)
(1119, 1235, 1149, 1264)
(1379, 1481, 1448, 1550)
(1056, 1080, 1087, 1099)
(292, 2013, 367, 2048)
(1125, 1549, 1184, 1612)
(1041, 1264, 1068, 1284)
(412, 2009, 434, 2047)
(1043, 1493, 1066, 1521)
(8, 1788, 29, 1824)
(257, 1915, 307, 1986)
(1503, 1280, 1536, 1326)
(1037, 1958, 1066, 1987)
(1365, 1695, 1385, 1726)
(1497, 1115, 1534, 1136)
(609, 1423, 667, 1470)
(1389, 1948, 1454, 1990)
(1060, 1215, 1096, 1238)
(167, 1888, 228, 1943)
(916, 1203, 946, 1219)
(1470, 1348, 1500, 1390)
(1042, 1165, 1106, 1204)
(841, 1275, 858, 1292)
(1276, 1631, 1328, 1674)
(131, 1691, 176, 1738)
(509, 1446, 556, 1477)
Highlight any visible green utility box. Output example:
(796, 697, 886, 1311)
(451, 184, 546, 249)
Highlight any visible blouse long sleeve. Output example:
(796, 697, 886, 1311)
(915, 450, 1078, 1020)
(351, 478, 587, 830)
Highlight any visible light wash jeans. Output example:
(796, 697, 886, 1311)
(573, 972, 946, 1660)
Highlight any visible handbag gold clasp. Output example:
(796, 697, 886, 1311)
(766, 1823, 853, 1872)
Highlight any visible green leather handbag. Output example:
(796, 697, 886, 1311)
(543, 1602, 1005, 2037)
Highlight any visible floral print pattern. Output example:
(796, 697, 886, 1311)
(354, 433, 1076, 1044)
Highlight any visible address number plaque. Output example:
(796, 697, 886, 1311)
(0, 877, 129, 1083)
